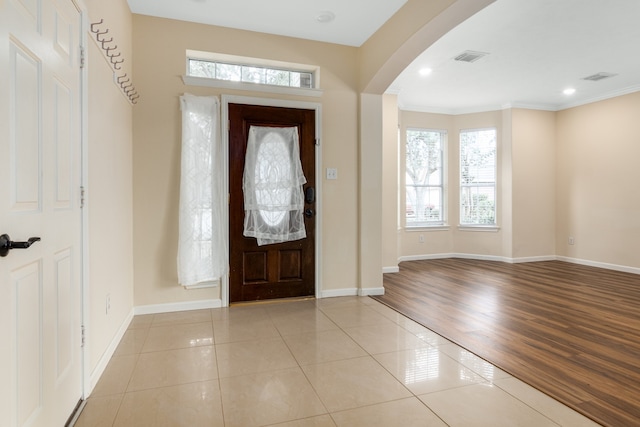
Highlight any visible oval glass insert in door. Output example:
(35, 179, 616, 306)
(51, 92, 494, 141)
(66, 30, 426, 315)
(255, 131, 292, 227)
(242, 126, 306, 245)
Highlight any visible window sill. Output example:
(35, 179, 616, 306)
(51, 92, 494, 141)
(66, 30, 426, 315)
(182, 75, 323, 98)
(457, 225, 500, 232)
(406, 225, 451, 232)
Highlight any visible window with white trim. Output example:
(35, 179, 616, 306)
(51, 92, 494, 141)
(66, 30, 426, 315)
(459, 128, 497, 225)
(405, 129, 446, 227)
(186, 50, 317, 89)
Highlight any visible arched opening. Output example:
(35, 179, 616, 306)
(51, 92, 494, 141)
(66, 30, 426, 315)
(355, 0, 496, 292)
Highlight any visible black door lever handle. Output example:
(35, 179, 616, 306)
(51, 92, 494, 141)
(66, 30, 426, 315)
(0, 234, 41, 257)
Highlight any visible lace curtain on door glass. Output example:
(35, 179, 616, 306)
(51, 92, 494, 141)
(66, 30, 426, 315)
(243, 126, 307, 246)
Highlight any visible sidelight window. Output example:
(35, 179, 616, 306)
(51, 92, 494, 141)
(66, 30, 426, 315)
(177, 94, 227, 287)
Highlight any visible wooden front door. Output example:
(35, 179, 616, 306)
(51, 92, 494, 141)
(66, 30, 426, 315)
(229, 104, 316, 303)
(0, 0, 83, 425)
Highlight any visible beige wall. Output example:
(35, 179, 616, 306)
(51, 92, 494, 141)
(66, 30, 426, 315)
(556, 92, 640, 268)
(501, 108, 514, 259)
(381, 94, 400, 270)
(511, 109, 556, 259)
(131, 15, 361, 305)
(393, 97, 639, 271)
(84, 0, 135, 383)
(359, 94, 384, 291)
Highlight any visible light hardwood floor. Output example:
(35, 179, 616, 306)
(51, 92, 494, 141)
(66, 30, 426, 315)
(373, 259, 640, 427)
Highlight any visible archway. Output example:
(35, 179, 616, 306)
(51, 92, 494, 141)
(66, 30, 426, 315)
(355, 0, 495, 293)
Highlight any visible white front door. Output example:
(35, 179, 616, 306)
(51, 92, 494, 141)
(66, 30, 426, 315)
(0, 0, 83, 425)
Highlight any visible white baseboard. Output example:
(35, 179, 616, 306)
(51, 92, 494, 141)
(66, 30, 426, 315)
(510, 255, 557, 263)
(358, 287, 385, 296)
(134, 299, 223, 315)
(397, 253, 639, 275)
(320, 288, 358, 298)
(398, 253, 510, 263)
(320, 287, 385, 298)
(382, 266, 399, 273)
(452, 253, 511, 262)
(88, 309, 134, 396)
(398, 253, 455, 262)
(557, 256, 640, 275)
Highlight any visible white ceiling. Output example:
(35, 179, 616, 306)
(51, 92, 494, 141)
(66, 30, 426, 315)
(126, 0, 407, 47)
(128, 0, 640, 114)
(390, 0, 640, 114)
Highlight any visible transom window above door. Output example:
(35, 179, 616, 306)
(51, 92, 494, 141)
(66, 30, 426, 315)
(184, 50, 321, 96)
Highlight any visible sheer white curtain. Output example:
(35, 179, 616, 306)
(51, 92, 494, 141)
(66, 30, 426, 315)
(243, 126, 307, 246)
(177, 94, 227, 287)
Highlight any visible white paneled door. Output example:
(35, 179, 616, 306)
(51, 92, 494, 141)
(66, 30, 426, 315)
(0, 0, 83, 426)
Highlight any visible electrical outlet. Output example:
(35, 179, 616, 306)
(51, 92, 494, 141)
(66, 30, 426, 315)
(419, 234, 425, 243)
(106, 294, 111, 314)
(568, 237, 575, 245)
(326, 168, 338, 180)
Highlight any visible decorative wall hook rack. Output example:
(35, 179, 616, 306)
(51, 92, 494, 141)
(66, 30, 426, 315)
(101, 41, 115, 51)
(95, 30, 109, 41)
(98, 35, 112, 46)
(90, 19, 103, 33)
(90, 19, 140, 105)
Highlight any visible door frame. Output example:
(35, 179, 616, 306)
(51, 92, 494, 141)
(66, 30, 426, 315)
(77, 0, 90, 400)
(221, 95, 322, 307)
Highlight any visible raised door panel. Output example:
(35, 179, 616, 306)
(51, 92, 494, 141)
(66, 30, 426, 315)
(13, 261, 43, 426)
(10, 41, 41, 212)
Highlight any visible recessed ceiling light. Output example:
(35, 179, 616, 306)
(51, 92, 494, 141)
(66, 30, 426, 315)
(419, 68, 432, 76)
(563, 88, 576, 95)
(316, 11, 335, 24)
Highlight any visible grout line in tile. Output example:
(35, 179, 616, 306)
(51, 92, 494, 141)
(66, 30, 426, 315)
(101, 298, 580, 426)
(100, 392, 125, 427)
(491, 378, 566, 427)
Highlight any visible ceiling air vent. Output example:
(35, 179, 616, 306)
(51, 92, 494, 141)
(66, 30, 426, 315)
(453, 50, 489, 63)
(582, 72, 617, 82)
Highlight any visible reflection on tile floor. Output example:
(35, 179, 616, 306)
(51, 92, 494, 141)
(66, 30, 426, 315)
(75, 296, 601, 427)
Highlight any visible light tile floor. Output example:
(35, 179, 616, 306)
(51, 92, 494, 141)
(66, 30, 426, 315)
(75, 296, 601, 427)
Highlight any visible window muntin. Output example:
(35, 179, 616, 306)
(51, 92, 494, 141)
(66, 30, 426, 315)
(188, 58, 314, 89)
(405, 129, 446, 227)
(459, 128, 497, 225)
